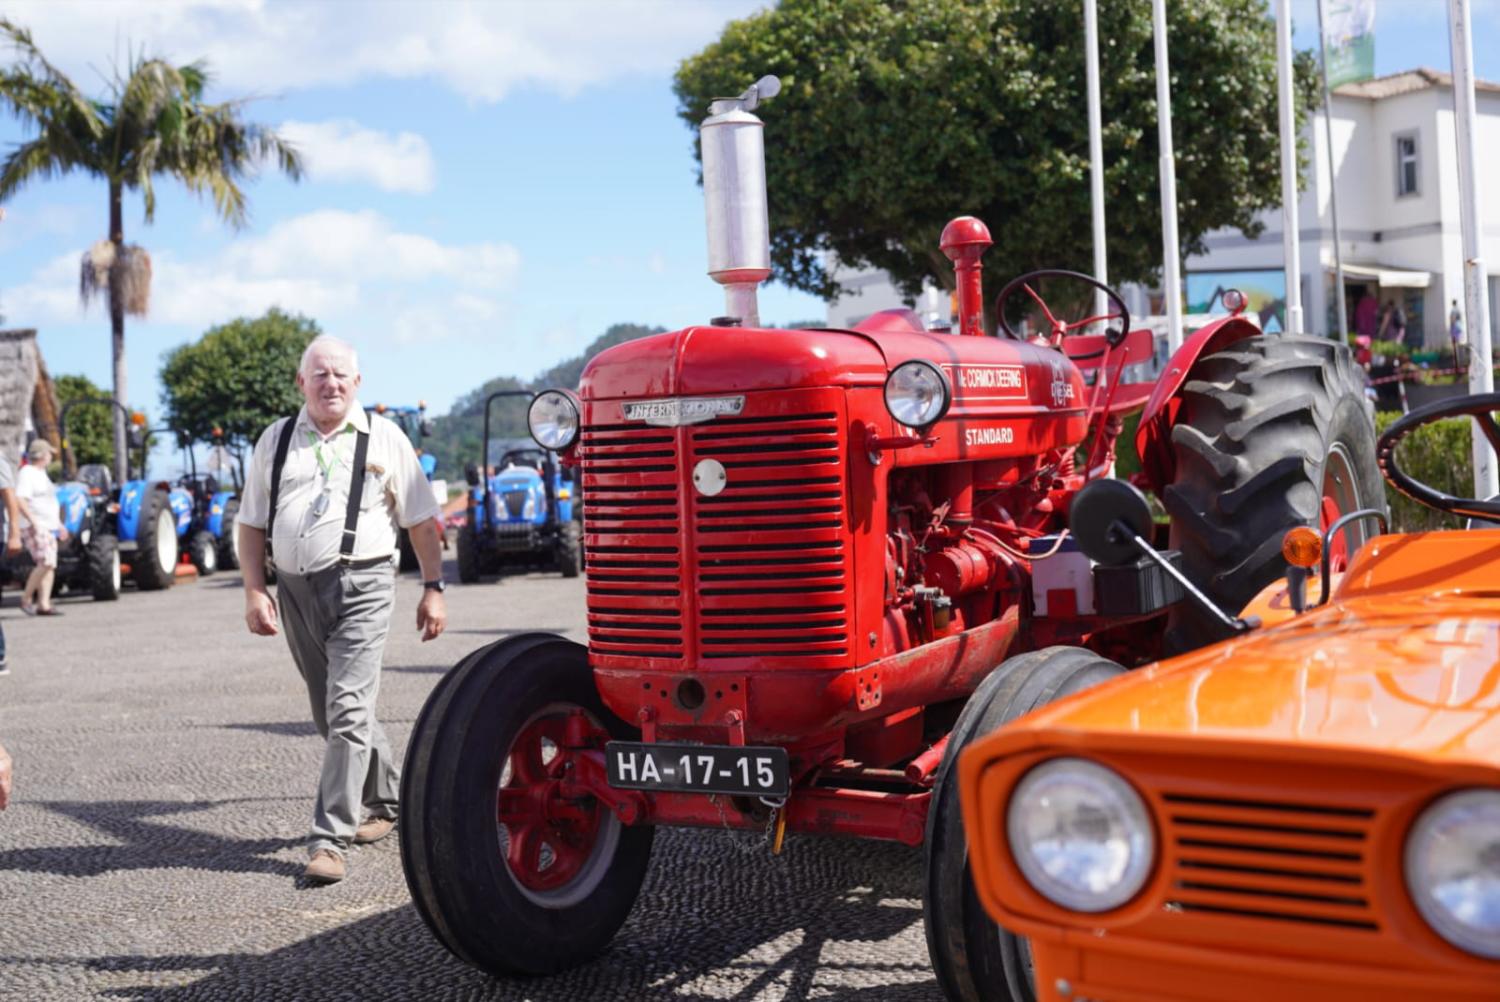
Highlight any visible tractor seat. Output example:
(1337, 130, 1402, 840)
(77, 464, 114, 497)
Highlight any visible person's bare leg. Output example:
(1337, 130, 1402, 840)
(22, 565, 44, 610)
(36, 567, 56, 612)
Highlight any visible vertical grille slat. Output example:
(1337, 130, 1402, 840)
(1162, 791, 1379, 931)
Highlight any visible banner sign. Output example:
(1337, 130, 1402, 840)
(1324, 0, 1376, 88)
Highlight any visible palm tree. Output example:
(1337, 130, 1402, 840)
(0, 20, 303, 481)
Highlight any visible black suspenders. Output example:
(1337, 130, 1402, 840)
(265, 417, 371, 568)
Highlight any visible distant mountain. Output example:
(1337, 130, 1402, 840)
(423, 322, 665, 479)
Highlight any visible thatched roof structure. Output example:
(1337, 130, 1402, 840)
(0, 329, 39, 472)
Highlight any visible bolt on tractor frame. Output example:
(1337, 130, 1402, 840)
(400, 75, 1384, 978)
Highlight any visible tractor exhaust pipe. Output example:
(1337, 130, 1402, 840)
(701, 75, 780, 328)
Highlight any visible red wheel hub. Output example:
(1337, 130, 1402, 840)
(495, 708, 608, 893)
(1319, 493, 1347, 573)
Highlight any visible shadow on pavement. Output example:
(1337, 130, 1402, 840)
(82, 834, 940, 1002)
(0, 799, 303, 879)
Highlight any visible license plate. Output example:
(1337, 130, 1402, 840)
(605, 741, 789, 797)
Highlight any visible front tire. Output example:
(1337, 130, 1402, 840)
(924, 646, 1124, 1002)
(134, 489, 178, 591)
(400, 634, 654, 976)
(1163, 334, 1382, 653)
(88, 533, 121, 601)
(556, 521, 581, 579)
(189, 529, 218, 576)
(217, 498, 241, 571)
(456, 522, 480, 583)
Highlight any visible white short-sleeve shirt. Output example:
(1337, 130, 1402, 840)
(238, 402, 441, 575)
(16, 463, 60, 531)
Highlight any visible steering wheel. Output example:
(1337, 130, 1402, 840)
(1376, 391, 1500, 520)
(993, 269, 1131, 354)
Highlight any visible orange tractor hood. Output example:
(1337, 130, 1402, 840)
(1005, 530, 1500, 770)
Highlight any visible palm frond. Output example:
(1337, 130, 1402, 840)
(79, 239, 114, 306)
(0, 18, 103, 139)
(118, 244, 151, 316)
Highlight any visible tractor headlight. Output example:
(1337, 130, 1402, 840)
(1007, 757, 1154, 913)
(884, 360, 951, 429)
(1405, 788, 1500, 959)
(528, 390, 580, 451)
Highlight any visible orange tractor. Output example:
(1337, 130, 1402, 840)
(958, 393, 1500, 1002)
(398, 76, 1384, 979)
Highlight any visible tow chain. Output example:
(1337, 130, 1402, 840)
(710, 793, 789, 857)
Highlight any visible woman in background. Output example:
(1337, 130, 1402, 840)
(15, 439, 66, 616)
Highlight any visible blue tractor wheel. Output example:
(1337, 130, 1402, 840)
(134, 488, 178, 590)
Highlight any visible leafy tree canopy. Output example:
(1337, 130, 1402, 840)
(424, 322, 666, 478)
(674, 0, 1318, 309)
(159, 307, 319, 447)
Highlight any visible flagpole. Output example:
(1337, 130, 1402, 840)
(1084, 0, 1108, 324)
(1152, 0, 1182, 351)
(1275, 0, 1303, 334)
(1448, 0, 1498, 500)
(1316, 0, 1348, 340)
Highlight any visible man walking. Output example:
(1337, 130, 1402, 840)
(238, 336, 447, 884)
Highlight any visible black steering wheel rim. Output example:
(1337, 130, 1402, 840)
(993, 268, 1131, 354)
(1376, 391, 1500, 520)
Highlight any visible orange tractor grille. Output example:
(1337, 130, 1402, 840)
(1159, 791, 1381, 932)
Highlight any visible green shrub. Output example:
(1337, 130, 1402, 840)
(1372, 411, 1472, 532)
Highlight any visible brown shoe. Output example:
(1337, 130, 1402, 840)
(303, 849, 346, 884)
(353, 816, 396, 845)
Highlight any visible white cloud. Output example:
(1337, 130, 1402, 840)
(5, 209, 520, 330)
(4, 0, 767, 104)
(278, 119, 436, 194)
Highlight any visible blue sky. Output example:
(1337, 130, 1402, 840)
(2, 0, 1497, 474)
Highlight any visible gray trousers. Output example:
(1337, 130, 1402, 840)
(276, 561, 400, 857)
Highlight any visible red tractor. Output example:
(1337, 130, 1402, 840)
(399, 77, 1382, 989)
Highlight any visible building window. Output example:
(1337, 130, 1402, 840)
(1395, 132, 1419, 197)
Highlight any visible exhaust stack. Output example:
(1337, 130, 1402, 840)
(701, 75, 780, 327)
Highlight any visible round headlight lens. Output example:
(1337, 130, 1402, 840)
(528, 390, 580, 451)
(884, 360, 951, 428)
(1406, 788, 1500, 958)
(1007, 757, 1155, 913)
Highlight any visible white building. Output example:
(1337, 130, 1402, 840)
(827, 68, 1500, 350)
(1186, 68, 1500, 347)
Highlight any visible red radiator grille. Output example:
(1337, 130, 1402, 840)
(578, 424, 684, 660)
(689, 412, 852, 665)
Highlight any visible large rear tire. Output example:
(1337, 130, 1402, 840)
(1162, 334, 1382, 653)
(134, 489, 178, 591)
(88, 533, 121, 601)
(924, 646, 1125, 1002)
(400, 634, 653, 976)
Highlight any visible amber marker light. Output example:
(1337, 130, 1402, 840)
(130, 411, 146, 427)
(1281, 526, 1322, 568)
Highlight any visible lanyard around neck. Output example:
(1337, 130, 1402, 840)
(308, 426, 350, 480)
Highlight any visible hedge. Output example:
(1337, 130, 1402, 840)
(1373, 411, 1473, 532)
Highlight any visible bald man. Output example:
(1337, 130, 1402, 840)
(239, 336, 447, 884)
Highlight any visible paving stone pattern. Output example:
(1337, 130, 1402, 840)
(0, 564, 942, 1002)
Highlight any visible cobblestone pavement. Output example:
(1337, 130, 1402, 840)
(0, 561, 942, 1002)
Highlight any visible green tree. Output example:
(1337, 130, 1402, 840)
(159, 308, 319, 450)
(54, 372, 123, 470)
(424, 323, 666, 478)
(674, 0, 1319, 319)
(0, 20, 303, 482)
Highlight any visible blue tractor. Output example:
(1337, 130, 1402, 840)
(137, 425, 242, 576)
(0, 457, 122, 601)
(455, 390, 580, 582)
(366, 402, 443, 572)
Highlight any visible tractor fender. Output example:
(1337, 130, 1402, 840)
(168, 487, 194, 538)
(207, 490, 237, 537)
(1133, 315, 1263, 491)
(55, 483, 91, 537)
(116, 479, 150, 542)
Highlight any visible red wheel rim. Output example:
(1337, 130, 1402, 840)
(495, 705, 611, 898)
(1319, 443, 1361, 574)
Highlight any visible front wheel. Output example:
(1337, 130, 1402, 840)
(189, 529, 218, 576)
(455, 522, 480, 583)
(924, 646, 1124, 1002)
(400, 634, 654, 976)
(217, 498, 241, 570)
(556, 521, 581, 578)
(134, 489, 178, 591)
(88, 533, 121, 601)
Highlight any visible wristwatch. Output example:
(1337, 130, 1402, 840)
(423, 579, 447, 593)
